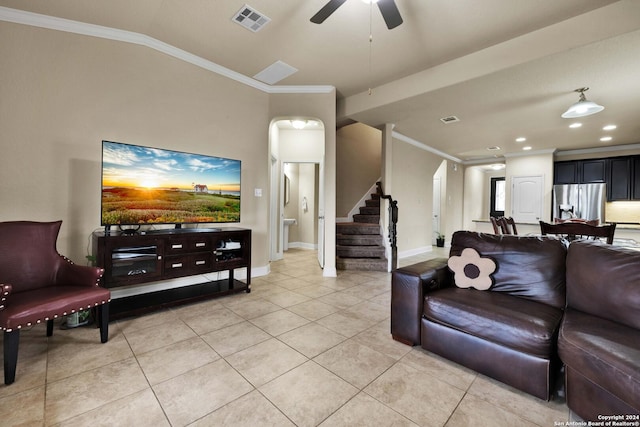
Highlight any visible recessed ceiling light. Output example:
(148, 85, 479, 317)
(603, 125, 617, 131)
(490, 164, 505, 170)
(515, 137, 526, 142)
(291, 119, 307, 129)
(522, 146, 532, 151)
(569, 123, 582, 129)
(600, 136, 613, 142)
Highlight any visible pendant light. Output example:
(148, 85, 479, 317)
(561, 87, 604, 118)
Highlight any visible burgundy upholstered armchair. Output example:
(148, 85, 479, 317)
(0, 221, 110, 385)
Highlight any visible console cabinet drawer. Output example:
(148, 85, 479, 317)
(164, 254, 213, 277)
(166, 237, 212, 254)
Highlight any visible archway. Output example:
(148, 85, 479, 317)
(268, 118, 326, 268)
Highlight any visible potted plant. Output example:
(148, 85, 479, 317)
(435, 232, 445, 247)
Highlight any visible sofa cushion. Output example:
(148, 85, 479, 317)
(566, 240, 640, 330)
(450, 231, 567, 309)
(423, 287, 564, 358)
(558, 308, 640, 410)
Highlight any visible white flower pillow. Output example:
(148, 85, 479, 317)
(447, 247, 497, 290)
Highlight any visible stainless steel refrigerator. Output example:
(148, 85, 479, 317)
(552, 183, 606, 222)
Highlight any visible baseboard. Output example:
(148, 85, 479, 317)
(398, 246, 433, 259)
(287, 242, 317, 250)
(323, 266, 337, 277)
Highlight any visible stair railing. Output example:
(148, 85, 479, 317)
(376, 181, 398, 271)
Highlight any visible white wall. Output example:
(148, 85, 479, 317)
(283, 162, 317, 248)
(279, 129, 325, 162)
(463, 166, 485, 229)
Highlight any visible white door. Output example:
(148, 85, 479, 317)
(432, 177, 441, 244)
(511, 175, 544, 223)
(317, 162, 325, 267)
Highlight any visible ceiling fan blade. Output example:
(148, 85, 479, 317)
(310, 0, 348, 24)
(377, 0, 403, 29)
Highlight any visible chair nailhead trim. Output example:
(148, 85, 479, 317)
(1, 301, 109, 332)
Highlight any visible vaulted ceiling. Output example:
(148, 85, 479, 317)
(2, 0, 639, 162)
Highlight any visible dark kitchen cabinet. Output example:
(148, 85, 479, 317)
(554, 156, 640, 201)
(608, 157, 632, 201)
(554, 159, 606, 185)
(633, 157, 640, 200)
(554, 161, 580, 184)
(580, 159, 606, 183)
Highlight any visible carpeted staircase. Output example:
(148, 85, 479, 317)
(336, 194, 388, 271)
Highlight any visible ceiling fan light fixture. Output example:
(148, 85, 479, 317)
(561, 87, 604, 119)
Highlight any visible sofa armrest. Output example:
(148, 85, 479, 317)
(55, 257, 105, 288)
(391, 258, 450, 346)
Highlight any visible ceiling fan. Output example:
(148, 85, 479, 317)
(311, 0, 403, 30)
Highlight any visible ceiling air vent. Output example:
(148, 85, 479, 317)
(440, 115, 460, 124)
(232, 5, 271, 32)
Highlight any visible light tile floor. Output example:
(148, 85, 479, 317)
(0, 247, 569, 426)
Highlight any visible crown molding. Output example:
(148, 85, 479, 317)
(503, 148, 556, 158)
(463, 157, 505, 166)
(0, 6, 334, 95)
(392, 131, 462, 163)
(555, 143, 640, 157)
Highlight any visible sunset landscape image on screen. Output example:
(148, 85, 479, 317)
(101, 141, 241, 225)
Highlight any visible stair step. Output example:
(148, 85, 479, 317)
(337, 234, 383, 246)
(337, 245, 385, 258)
(359, 206, 379, 215)
(336, 222, 380, 235)
(336, 257, 388, 271)
(353, 214, 380, 223)
(365, 199, 380, 208)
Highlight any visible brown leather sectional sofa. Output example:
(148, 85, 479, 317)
(559, 240, 640, 420)
(391, 231, 640, 420)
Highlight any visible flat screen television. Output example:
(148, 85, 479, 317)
(101, 140, 241, 228)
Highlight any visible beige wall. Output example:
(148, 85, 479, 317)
(0, 21, 335, 272)
(443, 161, 464, 241)
(336, 123, 382, 217)
(389, 138, 446, 255)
